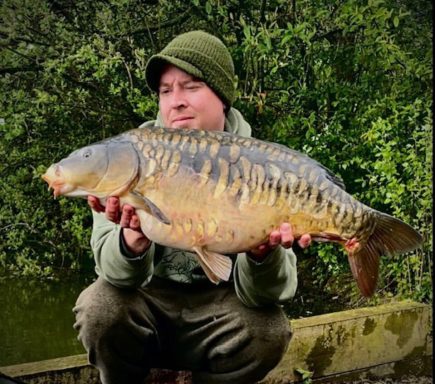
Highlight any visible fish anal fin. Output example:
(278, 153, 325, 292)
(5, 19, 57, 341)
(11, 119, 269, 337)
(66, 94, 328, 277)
(320, 164, 346, 190)
(311, 232, 344, 243)
(347, 246, 380, 297)
(193, 246, 232, 284)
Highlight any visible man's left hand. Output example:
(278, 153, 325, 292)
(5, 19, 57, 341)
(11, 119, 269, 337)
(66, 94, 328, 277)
(247, 223, 311, 263)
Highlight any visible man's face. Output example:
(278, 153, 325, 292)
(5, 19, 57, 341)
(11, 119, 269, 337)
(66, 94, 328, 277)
(158, 65, 226, 131)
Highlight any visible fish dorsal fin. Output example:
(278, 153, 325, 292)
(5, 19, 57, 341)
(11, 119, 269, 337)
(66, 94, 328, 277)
(128, 191, 171, 225)
(318, 164, 346, 190)
(269, 142, 347, 190)
(193, 246, 232, 284)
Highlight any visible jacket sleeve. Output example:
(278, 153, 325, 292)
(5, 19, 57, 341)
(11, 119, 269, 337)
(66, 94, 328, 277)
(90, 211, 155, 288)
(233, 246, 298, 307)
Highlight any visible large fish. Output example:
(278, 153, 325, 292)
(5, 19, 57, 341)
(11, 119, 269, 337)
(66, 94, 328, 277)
(42, 126, 422, 296)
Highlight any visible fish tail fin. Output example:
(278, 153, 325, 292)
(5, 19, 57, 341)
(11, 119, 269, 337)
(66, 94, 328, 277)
(347, 212, 423, 297)
(193, 246, 232, 284)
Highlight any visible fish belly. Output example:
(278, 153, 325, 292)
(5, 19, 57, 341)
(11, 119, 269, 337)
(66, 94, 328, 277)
(134, 173, 286, 254)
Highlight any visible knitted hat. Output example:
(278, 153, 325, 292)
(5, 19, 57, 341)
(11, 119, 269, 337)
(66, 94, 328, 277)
(145, 30, 235, 107)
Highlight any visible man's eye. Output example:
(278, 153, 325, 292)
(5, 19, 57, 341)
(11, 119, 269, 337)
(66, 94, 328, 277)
(159, 88, 171, 95)
(185, 82, 201, 90)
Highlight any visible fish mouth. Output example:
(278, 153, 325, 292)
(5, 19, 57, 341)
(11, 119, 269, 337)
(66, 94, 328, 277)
(42, 174, 67, 198)
(42, 165, 73, 198)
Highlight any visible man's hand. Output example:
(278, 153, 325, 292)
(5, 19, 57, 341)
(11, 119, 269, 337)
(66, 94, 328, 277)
(247, 223, 311, 263)
(88, 196, 151, 256)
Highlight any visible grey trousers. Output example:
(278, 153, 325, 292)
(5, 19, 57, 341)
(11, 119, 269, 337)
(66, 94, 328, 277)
(73, 277, 291, 384)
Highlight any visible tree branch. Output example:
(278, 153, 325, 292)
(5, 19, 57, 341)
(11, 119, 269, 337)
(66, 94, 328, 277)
(128, 9, 191, 37)
(0, 66, 42, 75)
(0, 32, 51, 47)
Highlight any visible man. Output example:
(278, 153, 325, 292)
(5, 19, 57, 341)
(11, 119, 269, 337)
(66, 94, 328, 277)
(73, 30, 311, 384)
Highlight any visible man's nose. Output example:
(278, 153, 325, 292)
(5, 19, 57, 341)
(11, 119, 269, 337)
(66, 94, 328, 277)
(170, 88, 188, 109)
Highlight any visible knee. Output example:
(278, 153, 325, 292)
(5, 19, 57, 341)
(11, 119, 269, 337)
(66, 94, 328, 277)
(204, 307, 291, 383)
(246, 307, 291, 381)
(257, 309, 291, 366)
(73, 278, 159, 375)
(72, 278, 144, 349)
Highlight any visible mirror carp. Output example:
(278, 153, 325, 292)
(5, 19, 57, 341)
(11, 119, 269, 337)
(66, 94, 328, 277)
(42, 127, 422, 296)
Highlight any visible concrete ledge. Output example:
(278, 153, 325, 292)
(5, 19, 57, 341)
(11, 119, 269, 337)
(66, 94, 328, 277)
(262, 300, 432, 383)
(0, 301, 431, 384)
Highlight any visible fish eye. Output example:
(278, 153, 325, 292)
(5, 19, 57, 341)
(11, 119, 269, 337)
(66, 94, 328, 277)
(82, 149, 92, 159)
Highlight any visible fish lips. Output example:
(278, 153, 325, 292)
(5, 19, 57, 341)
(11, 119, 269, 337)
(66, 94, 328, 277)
(42, 164, 75, 198)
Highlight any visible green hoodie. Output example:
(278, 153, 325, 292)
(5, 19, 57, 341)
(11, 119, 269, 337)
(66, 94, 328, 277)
(90, 108, 298, 307)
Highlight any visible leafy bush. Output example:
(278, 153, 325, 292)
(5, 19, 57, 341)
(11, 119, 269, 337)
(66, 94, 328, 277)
(0, 0, 431, 303)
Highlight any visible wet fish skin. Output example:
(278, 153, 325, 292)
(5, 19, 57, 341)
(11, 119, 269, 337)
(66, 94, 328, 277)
(42, 126, 423, 296)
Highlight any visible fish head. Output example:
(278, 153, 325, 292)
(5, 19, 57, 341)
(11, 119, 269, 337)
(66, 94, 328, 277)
(42, 141, 139, 198)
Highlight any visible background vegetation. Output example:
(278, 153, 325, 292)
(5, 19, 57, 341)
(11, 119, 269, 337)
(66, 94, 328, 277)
(0, 0, 432, 305)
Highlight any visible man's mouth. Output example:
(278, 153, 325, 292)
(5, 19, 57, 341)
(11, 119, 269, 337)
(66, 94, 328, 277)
(172, 116, 194, 123)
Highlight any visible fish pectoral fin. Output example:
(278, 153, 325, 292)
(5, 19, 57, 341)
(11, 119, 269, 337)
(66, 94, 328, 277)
(193, 246, 232, 285)
(128, 191, 170, 225)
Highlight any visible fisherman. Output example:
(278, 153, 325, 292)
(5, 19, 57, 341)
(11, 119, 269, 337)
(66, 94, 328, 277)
(73, 30, 312, 384)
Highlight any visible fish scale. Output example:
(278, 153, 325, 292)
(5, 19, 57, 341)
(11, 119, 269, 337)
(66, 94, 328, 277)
(42, 126, 423, 296)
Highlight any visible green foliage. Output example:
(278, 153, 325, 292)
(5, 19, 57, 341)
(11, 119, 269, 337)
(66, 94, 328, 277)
(295, 367, 314, 383)
(0, 0, 431, 303)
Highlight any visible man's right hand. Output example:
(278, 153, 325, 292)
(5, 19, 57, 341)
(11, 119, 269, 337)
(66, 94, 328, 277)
(88, 196, 151, 256)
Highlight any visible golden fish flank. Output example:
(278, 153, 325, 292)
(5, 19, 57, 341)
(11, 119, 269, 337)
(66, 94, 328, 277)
(209, 141, 220, 158)
(160, 149, 172, 170)
(155, 145, 165, 163)
(213, 158, 229, 198)
(42, 126, 423, 296)
(228, 166, 242, 197)
(229, 145, 240, 163)
(167, 150, 181, 177)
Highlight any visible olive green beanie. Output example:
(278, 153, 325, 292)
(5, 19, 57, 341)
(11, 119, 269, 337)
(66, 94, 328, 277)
(145, 30, 235, 107)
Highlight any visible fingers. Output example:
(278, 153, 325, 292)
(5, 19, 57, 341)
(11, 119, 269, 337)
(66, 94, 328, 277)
(105, 197, 121, 223)
(249, 223, 292, 260)
(87, 196, 104, 213)
(268, 230, 281, 248)
(119, 204, 142, 231)
(268, 223, 295, 250)
(247, 243, 270, 261)
(129, 214, 142, 231)
(247, 223, 312, 262)
(88, 196, 122, 224)
(119, 205, 134, 228)
(88, 196, 143, 231)
(273, 223, 311, 250)
(297, 234, 312, 249)
(278, 223, 294, 249)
